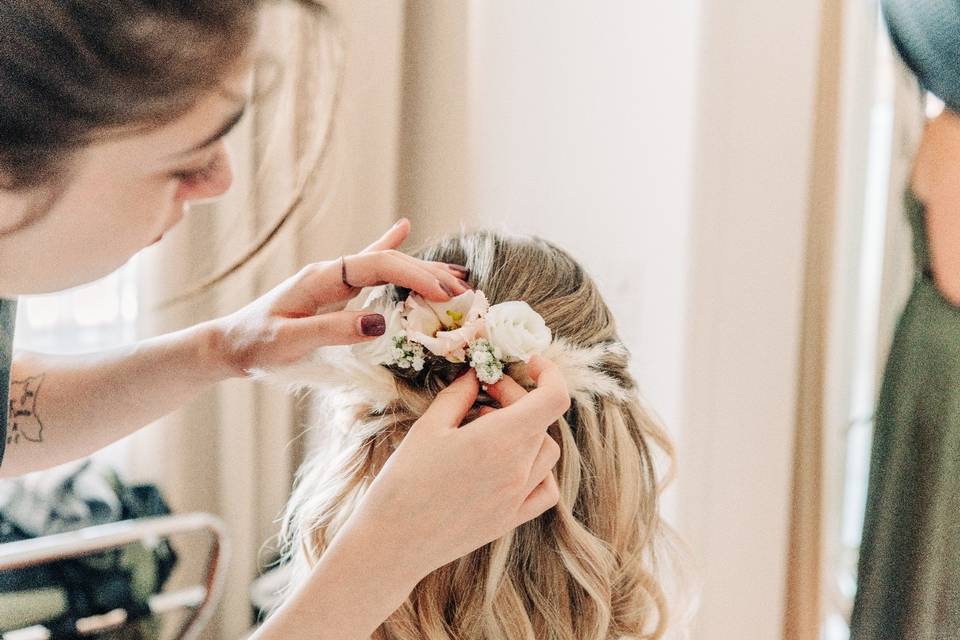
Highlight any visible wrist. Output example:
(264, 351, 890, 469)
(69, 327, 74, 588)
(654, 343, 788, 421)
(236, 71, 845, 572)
(192, 319, 246, 381)
(273, 520, 422, 639)
(333, 516, 428, 596)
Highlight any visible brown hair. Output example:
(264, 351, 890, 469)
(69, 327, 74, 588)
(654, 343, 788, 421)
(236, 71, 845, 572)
(0, 1, 343, 302)
(0, 1, 259, 193)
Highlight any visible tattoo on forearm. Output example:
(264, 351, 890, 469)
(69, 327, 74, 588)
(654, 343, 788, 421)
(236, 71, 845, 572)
(7, 373, 45, 445)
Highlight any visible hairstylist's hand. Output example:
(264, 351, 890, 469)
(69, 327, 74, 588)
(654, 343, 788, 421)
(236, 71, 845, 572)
(339, 354, 568, 584)
(209, 218, 471, 377)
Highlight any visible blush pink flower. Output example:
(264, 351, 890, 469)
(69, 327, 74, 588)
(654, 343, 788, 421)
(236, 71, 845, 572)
(405, 290, 491, 362)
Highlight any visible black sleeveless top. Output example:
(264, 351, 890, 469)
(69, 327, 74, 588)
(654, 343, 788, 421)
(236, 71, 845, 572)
(883, 0, 960, 112)
(0, 298, 16, 468)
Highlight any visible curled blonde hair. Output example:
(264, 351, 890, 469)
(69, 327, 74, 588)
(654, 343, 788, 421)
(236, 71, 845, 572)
(274, 230, 684, 639)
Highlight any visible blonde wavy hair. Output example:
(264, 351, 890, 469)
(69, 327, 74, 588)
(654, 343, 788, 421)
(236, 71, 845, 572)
(272, 230, 685, 639)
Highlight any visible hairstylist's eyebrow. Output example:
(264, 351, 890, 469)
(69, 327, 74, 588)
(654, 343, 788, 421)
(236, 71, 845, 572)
(170, 103, 248, 159)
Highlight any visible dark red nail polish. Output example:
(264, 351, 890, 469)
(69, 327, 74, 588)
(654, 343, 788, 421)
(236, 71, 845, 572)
(360, 313, 386, 336)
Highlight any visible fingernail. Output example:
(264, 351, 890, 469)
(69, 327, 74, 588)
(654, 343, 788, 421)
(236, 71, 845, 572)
(359, 313, 386, 336)
(393, 217, 408, 228)
(438, 280, 455, 297)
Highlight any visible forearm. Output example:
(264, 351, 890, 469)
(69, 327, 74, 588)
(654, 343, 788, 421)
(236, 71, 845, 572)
(250, 521, 422, 640)
(0, 320, 234, 478)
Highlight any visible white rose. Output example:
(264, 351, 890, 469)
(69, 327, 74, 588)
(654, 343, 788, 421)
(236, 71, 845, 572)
(484, 301, 551, 362)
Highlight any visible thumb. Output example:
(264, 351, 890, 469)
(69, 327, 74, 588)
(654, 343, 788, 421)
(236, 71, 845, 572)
(361, 218, 411, 253)
(277, 310, 388, 350)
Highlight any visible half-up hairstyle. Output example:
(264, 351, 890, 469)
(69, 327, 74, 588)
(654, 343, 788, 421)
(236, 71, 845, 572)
(272, 230, 684, 639)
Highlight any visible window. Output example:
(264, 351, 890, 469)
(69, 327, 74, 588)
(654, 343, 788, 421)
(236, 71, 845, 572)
(12, 259, 140, 474)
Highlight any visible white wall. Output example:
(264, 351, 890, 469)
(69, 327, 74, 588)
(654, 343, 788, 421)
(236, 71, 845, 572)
(680, 0, 822, 637)
(399, 1, 824, 638)
(401, 0, 700, 442)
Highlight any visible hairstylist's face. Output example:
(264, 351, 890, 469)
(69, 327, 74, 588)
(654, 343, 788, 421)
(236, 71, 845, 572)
(0, 57, 254, 296)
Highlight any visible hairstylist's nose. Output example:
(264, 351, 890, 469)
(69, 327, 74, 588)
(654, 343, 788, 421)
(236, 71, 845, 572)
(177, 146, 234, 204)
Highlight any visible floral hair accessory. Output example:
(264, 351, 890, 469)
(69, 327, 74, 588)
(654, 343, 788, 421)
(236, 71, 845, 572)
(349, 287, 552, 384)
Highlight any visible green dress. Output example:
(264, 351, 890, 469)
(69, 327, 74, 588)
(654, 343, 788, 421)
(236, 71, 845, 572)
(851, 188, 960, 638)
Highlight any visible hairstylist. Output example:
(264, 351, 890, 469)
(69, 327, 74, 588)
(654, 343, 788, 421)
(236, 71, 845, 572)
(0, 3, 567, 639)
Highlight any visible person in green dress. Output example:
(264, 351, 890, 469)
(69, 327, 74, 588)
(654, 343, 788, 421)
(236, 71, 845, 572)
(852, 1, 960, 637)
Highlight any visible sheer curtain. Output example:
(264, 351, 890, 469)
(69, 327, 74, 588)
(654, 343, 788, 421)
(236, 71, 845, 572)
(124, 2, 403, 637)
(786, 1, 926, 637)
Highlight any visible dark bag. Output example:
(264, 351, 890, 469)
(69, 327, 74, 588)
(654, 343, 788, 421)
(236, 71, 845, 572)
(0, 460, 177, 638)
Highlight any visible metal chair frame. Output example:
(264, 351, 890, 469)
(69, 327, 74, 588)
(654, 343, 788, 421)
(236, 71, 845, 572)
(0, 513, 229, 640)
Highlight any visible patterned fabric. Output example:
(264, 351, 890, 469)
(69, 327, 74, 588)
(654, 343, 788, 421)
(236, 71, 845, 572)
(883, 0, 960, 111)
(0, 298, 16, 470)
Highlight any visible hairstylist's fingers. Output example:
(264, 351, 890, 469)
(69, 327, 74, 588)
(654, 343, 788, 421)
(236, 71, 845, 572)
(361, 218, 411, 253)
(390, 251, 472, 294)
(485, 374, 529, 408)
(525, 354, 551, 382)
(461, 404, 496, 428)
(345, 250, 468, 301)
(515, 474, 561, 525)
(415, 370, 480, 432)
(524, 434, 561, 495)
(420, 260, 470, 283)
(288, 250, 470, 315)
(276, 310, 388, 350)
(477, 357, 571, 439)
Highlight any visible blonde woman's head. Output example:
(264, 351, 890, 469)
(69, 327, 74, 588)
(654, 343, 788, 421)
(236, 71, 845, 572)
(277, 230, 684, 639)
